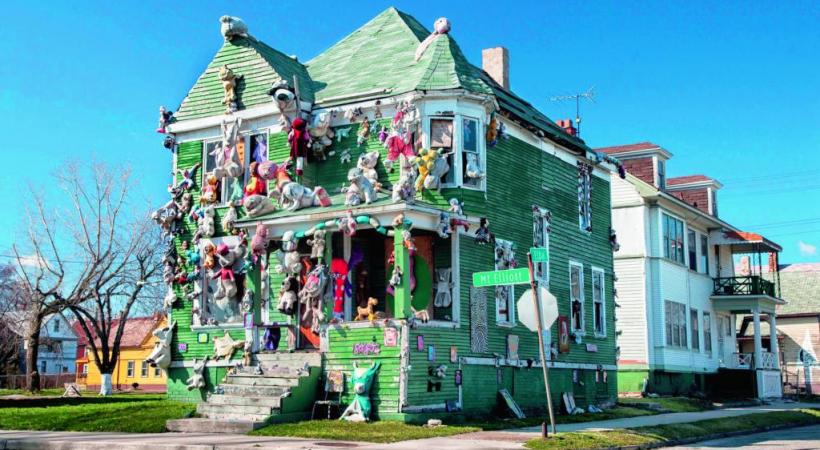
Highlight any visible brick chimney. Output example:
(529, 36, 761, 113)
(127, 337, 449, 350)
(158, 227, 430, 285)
(482, 47, 509, 89)
(555, 119, 577, 136)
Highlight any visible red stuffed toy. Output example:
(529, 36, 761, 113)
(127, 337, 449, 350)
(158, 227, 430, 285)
(288, 117, 311, 176)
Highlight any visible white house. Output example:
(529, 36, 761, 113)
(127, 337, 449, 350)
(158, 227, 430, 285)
(4, 312, 78, 375)
(600, 142, 784, 400)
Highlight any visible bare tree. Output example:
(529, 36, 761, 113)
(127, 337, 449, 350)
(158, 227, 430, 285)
(11, 162, 162, 393)
(0, 266, 25, 378)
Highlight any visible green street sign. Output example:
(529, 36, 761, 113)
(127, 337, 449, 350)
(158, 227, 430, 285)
(472, 268, 531, 287)
(530, 247, 549, 263)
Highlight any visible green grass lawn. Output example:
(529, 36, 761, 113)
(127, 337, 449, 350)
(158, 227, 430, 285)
(618, 396, 711, 413)
(0, 396, 195, 433)
(460, 405, 656, 431)
(0, 388, 65, 397)
(524, 408, 820, 450)
(251, 420, 481, 443)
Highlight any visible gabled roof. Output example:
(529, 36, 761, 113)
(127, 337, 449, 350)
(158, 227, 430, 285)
(175, 36, 314, 121)
(597, 142, 661, 155)
(81, 314, 164, 349)
(776, 263, 820, 315)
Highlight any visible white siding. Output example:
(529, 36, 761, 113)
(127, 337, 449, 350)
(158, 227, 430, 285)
(614, 258, 648, 365)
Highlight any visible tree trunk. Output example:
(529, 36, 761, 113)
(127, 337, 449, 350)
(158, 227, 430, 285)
(99, 373, 113, 396)
(25, 316, 42, 392)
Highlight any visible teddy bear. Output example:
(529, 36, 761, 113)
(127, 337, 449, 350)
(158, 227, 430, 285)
(423, 149, 451, 191)
(357, 118, 370, 146)
(200, 174, 220, 205)
(277, 276, 299, 315)
(243, 194, 276, 218)
(356, 151, 381, 187)
(251, 223, 268, 262)
(197, 205, 216, 239)
(307, 229, 326, 260)
(202, 243, 217, 270)
(464, 153, 484, 181)
(212, 243, 242, 303)
(275, 230, 302, 274)
(219, 65, 240, 109)
(343, 168, 377, 206)
(356, 297, 379, 321)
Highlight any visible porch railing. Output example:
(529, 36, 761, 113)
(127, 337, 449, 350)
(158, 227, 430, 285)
(713, 276, 775, 297)
(760, 351, 777, 369)
(731, 352, 777, 370)
(734, 352, 753, 368)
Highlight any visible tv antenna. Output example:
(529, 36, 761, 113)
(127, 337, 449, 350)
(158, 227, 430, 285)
(550, 86, 595, 136)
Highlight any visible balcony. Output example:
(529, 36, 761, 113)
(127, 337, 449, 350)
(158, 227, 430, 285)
(713, 276, 775, 297)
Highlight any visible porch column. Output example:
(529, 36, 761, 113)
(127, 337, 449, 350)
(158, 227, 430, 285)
(769, 313, 779, 369)
(753, 308, 763, 370)
(392, 225, 413, 319)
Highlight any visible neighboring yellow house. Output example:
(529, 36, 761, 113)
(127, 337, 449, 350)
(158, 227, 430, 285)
(75, 313, 167, 392)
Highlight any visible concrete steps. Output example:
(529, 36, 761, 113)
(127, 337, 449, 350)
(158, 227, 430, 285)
(167, 351, 322, 433)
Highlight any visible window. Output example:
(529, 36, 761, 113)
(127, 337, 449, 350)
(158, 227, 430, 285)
(194, 235, 245, 326)
(657, 159, 666, 189)
(688, 229, 697, 271)
(154, 366, 161, 377)
(664, 301, 687, 348)
(203, 132, 258, 205)
(700, 235, 709, 274)
(592, 268, 605, 336)
(662, 213, 685, 264)
(711, 189, 718, 217)
(570, 262, 585, 333)
(703, 312, 712, 354)
(39, 361, 47, 374)
(53, 319, 60, 332)
(430, 118, 455, 186)
(82, 364, 88, 375)
(494, 239, 516, 325)
(691, 308, 700, 351)
(126, 360, 135, 378)
(723, 316, 732, 337)
(141, 361, 149, 377)
(578, 163, 593, 232)
(461, 117, 483, 188)
(532, 206, 551, 285)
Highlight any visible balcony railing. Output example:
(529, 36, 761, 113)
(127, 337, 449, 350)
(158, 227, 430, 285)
(713, 276, 775, 297)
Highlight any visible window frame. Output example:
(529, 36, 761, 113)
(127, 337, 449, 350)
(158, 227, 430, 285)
(126, 360, 135, 378)
(459, 115, 486, 191)
(532, 206, 551, 286)
(662, 213, 685, 265)
(193, 235, 247, 328)
(591, 266, 606, 337)
(664, 300, 688, 348)
(494, 238, 516, 327)
(201, 130, 267, 206)
(577, 163, 593, 233)
(700, 234, 709, 275)
(703, 312, 713, 354)
(425, 114, 486, 191)
(691, 308, 700, 351)
(569, 261, 585, 334)
(687, 229, 698, 271)
(140, 361, 149, 378)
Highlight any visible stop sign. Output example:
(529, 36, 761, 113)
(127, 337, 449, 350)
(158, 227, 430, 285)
(517, 287, 558, 332)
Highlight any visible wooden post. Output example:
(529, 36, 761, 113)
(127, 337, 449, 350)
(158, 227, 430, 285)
(393, 227, 413, 318)
(527, 252, 556, 437)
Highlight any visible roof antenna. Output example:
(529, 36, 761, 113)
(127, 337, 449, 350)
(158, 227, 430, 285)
(550, 86, 595, 136)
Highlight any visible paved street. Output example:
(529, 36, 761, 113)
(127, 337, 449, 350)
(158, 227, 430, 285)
(668, 424, 820, 449)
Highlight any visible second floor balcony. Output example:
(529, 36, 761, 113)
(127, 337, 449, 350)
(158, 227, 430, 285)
(713, 276, 776, 297)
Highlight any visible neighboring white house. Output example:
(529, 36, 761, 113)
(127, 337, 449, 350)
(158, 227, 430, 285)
(600, 142, 784, 400)
(3, 311, 78, 375)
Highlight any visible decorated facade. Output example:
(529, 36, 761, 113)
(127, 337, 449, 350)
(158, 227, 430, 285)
(155, 8, 622, 424)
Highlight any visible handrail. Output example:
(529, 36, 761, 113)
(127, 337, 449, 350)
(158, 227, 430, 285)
(713, 276, 775, 296)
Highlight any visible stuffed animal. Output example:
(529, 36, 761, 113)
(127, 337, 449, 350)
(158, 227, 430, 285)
(344, 107, 363, 122)
(268, 79, 296, 111)
(183, 240, 201, 267)
(475, 218, 494, 245)
(156, 106, 173, 134)
(307, 229, 326, 260)
(202, 243, 216, 270)
(299, 264, 330, 333)
(391, 156, 417, 203)
(219, 65, 240, 108)
(339, 148, 353, 164)
(309, 112, 335, 159)
(411, 306, 430, 323)
(201, 174, 220, 205)
(220, 16, 249, 41)
(197, 205, 216, 239)
(413, 149, 434, 192)
(388, 266, 402, 291)
(212, 244, 238, 303)
(275, 230, 302, 274)
(423, 149, 451, 191)
(356, 297, 379, 321)
(339, 362, 381, 422)
(251, 223, 268, 262)
(163, 135, 176, 151)
(288, 117, 311, 176)
(269, 162, 331, 211)
(277, 276, 299, 315)
(486, 114, 499, 147)
(212, 331, 244, 360)
(464, 153, 484, 180)
(356, 151, 381, 187)
(243, 194, 276, 217)
(330, 259, 348, 322)
(335, 127, 351, 142)
(448, 198, 463, 215)
(414, 17, 451, 62)
(162, 285, 176, 309)
(434, 268, 454, 308)
(436, 213, 452, 238)
(384, 130, 415, 171)
(186, 356, 209, 391)
(244, 162, 267, 197)
(357, 118, 370, 146)
(338, 210, 357, 236)
(257, 160, 278, 181)
(343, 168, 377, 205)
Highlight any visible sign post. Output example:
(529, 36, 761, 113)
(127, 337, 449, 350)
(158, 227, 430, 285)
(526, 251, 556, 438)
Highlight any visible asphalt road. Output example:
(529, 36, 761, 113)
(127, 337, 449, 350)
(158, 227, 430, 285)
(668, 424, 820, 449)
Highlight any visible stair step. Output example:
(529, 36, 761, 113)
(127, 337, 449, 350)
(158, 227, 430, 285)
(219, 383, 290, 397)
(207, 394, 282, 408)
(197, 402, 275, 417)
(167, 418, 266, 433)
(255, 365, 311, 378)
(254, 351, 321, 366)
(196, 411, 272, 423)
(226, 374, 300, 387)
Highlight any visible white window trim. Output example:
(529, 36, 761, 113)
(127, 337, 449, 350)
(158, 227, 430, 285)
(192, 235, 246, 329)
(703, 312, 713, 355)
(495, 238, 516, 327)
(577, 163, 593, 233)
(201, 130, 268, 206)
(664, 300, 688, 349)
(423, 115, 486, 191)
(533, 206, 551, 286)
(660, 210, 686, 266)
(591, 266, 606, 338)
(691, 307, 700, 352)
(140, 360, 149, 378)
(126, 360, 135, 378)
(569, 261, 585, 335)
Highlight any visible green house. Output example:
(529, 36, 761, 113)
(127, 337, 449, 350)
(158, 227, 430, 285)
(159, 8, 622, 426)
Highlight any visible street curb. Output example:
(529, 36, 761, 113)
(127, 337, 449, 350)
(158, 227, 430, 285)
(605, 421, 820, 450)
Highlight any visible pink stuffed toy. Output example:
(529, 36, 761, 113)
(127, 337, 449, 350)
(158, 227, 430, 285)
(384, 130, 416, 170)
(251, 223, 268, 263)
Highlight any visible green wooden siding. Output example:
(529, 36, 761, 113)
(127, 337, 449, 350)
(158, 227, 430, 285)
(323, 325, 402, 418)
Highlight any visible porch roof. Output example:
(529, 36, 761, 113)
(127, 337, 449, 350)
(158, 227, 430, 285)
(712, 230, 782, 253)
(710, 294, 786, 315)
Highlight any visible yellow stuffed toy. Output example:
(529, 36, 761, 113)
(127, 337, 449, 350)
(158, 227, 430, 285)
(414, 149, 437, 192)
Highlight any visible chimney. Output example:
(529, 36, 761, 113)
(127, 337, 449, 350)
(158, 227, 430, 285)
(555, 119, 577, 136)
(482, 47, 509, 89)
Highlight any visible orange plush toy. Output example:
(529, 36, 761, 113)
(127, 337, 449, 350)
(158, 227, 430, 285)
(244, 162, 266, 197)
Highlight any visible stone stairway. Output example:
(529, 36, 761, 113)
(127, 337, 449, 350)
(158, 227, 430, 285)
(167, 351, 322, 433)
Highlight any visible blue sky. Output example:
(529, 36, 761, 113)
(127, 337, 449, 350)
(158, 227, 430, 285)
(1, 1, 818, 263)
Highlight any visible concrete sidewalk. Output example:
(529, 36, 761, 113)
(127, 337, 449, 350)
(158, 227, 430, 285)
(0, 401, 816, 450)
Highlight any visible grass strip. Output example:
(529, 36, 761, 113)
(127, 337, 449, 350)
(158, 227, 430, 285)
(251, 420, 481, 443)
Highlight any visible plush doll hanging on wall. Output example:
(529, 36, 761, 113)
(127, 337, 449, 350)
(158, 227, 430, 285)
(330, 259, 348, 322)
(340, 362, 381, 422)
(414, 18, 451, 62)
(251, 223, 268, 263)
(357, 118, 370, 146)
(219, 65, 241, 112)
(288, 117, 311, 176)
(475, 218, 494, 245)
(277, 276, 299, 315)
(156, 106, 174, 134)
(309, 112, 335, 160)
(244, 162, 267, 198)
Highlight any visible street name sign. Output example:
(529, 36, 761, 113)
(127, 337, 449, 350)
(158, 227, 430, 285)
(472, 268, 531, 287)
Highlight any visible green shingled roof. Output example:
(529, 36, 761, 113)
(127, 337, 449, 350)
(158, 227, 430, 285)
(175, 36, 313, 121)
(775, 265, 820, 315)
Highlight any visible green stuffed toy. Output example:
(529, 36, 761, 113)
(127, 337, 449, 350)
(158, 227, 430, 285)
(339, 361, 381, 422)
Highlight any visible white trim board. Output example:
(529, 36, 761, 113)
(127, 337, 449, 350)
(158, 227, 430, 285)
(459, 356, 616, 371)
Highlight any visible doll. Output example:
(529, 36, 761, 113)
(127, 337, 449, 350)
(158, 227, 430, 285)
(288, 117, 311, 176)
